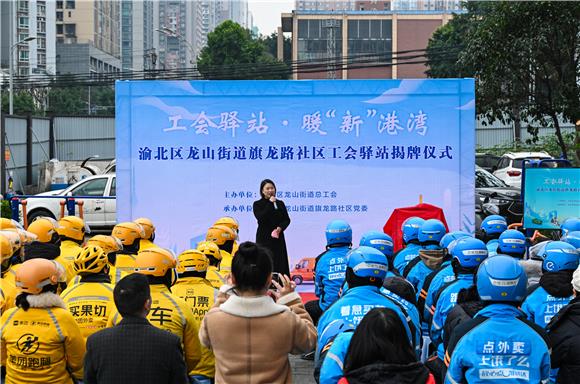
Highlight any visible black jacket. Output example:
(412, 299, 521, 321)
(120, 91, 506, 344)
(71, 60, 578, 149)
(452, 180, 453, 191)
(547, 296, 580, 384)
(342, 362, 432, 384)
(84, 316, 188, 384)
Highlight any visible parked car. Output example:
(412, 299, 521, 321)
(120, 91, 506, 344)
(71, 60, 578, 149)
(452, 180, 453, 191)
(290, 257, 316, 285)
(25, 174, 116, 228)
(476, 152, 500, 173)
(492, 151, 552, 188)
(475, 166, 522, 228)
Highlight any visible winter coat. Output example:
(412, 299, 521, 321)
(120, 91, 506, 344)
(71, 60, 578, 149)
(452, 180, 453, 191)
(338, 362, 435, 384)
(547, 296, 580, 384)
(199, 285, 316, 384)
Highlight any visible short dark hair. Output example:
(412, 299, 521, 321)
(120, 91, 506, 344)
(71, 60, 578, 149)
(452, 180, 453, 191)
(232, 241, 273, 292)
(259, 179, 276, 199)
(344, 307, 416, 374)
(383, 277, 417, 306)
(114, 273, 151, 317)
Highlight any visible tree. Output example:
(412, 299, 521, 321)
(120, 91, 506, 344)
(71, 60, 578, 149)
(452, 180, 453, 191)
(426, 2, 580, 161)
(260, 32, 292, 64)
(47, 83, 114, 116)
(197, 20, 290, 80)
(1, 91, 38, 115)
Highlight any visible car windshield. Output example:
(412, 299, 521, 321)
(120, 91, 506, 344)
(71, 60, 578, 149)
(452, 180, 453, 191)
(513, 157, 549, 169)
(476, 168, 507, 188)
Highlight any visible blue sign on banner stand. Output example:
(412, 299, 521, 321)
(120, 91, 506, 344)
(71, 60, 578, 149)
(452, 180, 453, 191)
(524, 168, 580, 229)
(116, 79, 475, 264)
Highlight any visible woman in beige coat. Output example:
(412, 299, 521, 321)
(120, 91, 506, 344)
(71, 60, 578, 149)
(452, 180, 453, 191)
(199, 242, 317, 384)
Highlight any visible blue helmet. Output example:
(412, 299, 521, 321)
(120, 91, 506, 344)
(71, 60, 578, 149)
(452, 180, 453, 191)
(541, 241, 579, 272)
(451, 237, 488, 268)
(418, 219, 447, 244)
(498, 229, 527, 257)
(401, 217, 425, 244)
(440, 231, 472, 250)
(346, 246, 388, 280)
(359, 231, 394, 259)
(316, 319, 355, 361)
(477, 255, 527, 302)
(561, 217, 580, 236)
(563, 231, 580, 251)
(325, 220, 352, 246)
(481, 215, 508, 236)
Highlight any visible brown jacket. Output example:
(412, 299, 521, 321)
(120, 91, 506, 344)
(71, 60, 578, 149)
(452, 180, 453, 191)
(199, 285, 317, 384)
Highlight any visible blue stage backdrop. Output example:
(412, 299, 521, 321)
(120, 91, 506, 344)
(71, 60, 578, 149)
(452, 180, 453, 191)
(116, 79, 475, 266)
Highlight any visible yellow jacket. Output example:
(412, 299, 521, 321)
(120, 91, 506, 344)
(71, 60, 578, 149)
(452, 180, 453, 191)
(205, 266, 227, 289)
(139, 238, 157, 251)
(1, 265, 19, 315)
(114, 253, 137, 275)
(60, 278, 115, 343)
(0, 292, 86, 383)
(56, 240, 82, 283)
(219, 250, 233, 266)
(108, 284, 201, 372)
(172, 276, 218, 377)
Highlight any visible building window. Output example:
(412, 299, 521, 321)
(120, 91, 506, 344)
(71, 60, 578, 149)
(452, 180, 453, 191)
(38, 53, 46, 65)
(66, 1, 75, 9)
(38, 38, 46, 49)
(19, 16, 29, 28)
(37, 4, 46, 16)
(18, 1, 28, 11)
(65, 24, 76, 36)
(19, 68, 29, 76)
(56, 24, 64, 34)
(19, 50, 29, 62)
(18, 33, 29, 41)
(57, 1, 63, 9)
(57, 11, 63, 21)
(37, 21, 46, 33)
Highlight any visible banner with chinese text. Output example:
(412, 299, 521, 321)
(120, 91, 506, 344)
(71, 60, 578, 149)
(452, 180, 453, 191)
(116, 79, 475, 284)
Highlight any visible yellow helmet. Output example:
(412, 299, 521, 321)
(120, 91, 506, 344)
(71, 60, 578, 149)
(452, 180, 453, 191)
(206, 225, 236, 246)
(15, 258, 65, 294)
(1, 233, 17, 262)
(0, 218, 23, 230)
(134, 248, 176, 277)
(27, 217, 60, 243)
(86, 235, 123, 254)
(74, 245, 108, 274)
(220, 256, 232, 272)
(197, 240, 222, 261)
(134, 218, 155, 240)
(177, 249, 209, 274)
(112, 222, 145, 246)
(214, 217, 239, 233)
(57, 216, 89, 241)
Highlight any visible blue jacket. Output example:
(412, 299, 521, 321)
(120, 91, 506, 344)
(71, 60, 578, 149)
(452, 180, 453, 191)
(317, 285, 414, 349)
(445, 303, 551, 384)
(521, 286, 573, 329)
(423, 264, 456, 324)
(430, 274, 474, 360)
(486, 239, 499, 257)
(315, 246, 349, 311)
(393, 243, 422, 273)
(319, 331, 353, 384)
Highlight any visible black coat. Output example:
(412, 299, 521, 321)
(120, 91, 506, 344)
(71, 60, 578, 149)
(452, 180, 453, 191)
(253, 198, 291, 276)
(342, 362, 432, 384)
(84, 316, 188, 384)
(547, 296, 580, 384)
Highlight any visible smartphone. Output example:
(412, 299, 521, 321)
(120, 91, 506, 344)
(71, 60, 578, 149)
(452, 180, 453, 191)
(270, 272, 283, 290)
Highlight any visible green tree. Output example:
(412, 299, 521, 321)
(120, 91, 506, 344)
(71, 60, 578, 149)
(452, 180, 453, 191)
(47, 84, 114, 115)
(260, 32, 292, 64)
(426, 1, 580, 161)
(197, 20, 290, 80)
(1, 91, 38, 115)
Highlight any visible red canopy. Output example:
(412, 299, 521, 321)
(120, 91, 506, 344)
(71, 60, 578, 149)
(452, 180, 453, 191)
(383, 203, 449, 252)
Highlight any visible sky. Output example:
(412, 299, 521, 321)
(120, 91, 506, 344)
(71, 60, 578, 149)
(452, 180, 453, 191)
(248, 0, 294, 35)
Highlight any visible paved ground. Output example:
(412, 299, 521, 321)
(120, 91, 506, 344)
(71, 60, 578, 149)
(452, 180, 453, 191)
(290, 354, 317, 384)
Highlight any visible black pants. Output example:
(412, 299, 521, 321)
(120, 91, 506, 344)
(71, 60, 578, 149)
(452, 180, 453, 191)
(305, 300, 323, 326)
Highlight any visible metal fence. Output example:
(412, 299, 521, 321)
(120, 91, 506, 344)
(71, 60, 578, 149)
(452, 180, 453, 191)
(0, 113, 575, 194)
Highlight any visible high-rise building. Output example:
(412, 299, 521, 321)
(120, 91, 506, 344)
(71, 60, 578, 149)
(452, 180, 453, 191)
(121, 0, 156, 71)
(0, 0, 57, 77)
(392, 0, 461, 11)
(355, 1, 392, 11)
(55, 0, 122, 75)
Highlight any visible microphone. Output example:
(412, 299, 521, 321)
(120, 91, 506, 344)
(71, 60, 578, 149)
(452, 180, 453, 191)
(273, 201, 278, 210)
